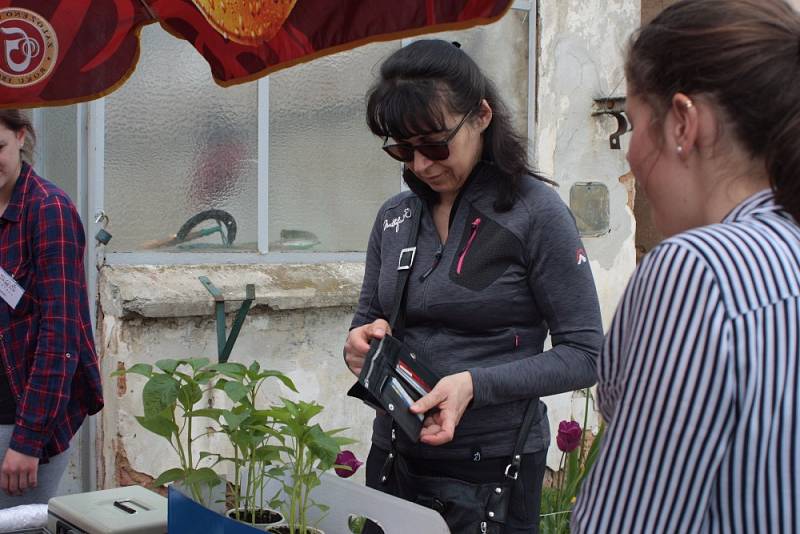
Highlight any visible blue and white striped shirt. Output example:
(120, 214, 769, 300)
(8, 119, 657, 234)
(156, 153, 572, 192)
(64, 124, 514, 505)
(573, 190, 800, 533)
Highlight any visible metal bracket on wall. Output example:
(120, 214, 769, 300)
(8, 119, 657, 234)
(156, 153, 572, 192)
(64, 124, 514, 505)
(199, 276, 255, 363)
(592, 97, 629, 150)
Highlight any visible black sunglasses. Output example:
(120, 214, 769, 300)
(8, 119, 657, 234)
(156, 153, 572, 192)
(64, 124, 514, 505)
(382, 107, 476, 163)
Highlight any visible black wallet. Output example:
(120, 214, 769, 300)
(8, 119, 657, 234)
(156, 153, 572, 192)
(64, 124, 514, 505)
(347, 334, 440, 442)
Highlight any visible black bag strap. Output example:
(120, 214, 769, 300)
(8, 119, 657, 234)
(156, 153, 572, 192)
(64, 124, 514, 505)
(503, 398, 538, 481)
(388, 197, 423, 338)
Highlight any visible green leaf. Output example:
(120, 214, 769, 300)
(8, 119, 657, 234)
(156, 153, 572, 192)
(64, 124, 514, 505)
(153, 467, 186, 487)
(260, 370, 298, 393)
(260, 406, 290, 423)
(224, 382, 249, 403)
(333, 436, 358, 447)
(142, 374, 179, 418)
(111, 363, 153, 378)
(565, 449, 580, 498)
(192, 370, 217, 385)
(184, 467, 222, 487)
(178, 382, 203, 410)
(306, 425, 340, 468)
(229, 429, 255, 452)
(223, 410, 249, 432)
(584, 423, 605, 469)
(282, 421, 307, 440)
(253, 445, 282, 464)
(188, 357, 211, 372)
(155, 359, 180, 374)
(297, 401, 323, 423)
(564, 424, 606, 500)
(207, 362, 247, 380)
(280, 398, 300, 418)
(135, 414, 178, 440)
(188, 408, 223, 420)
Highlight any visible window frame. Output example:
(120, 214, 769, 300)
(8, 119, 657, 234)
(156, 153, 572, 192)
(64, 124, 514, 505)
(84, 1, 535, 265)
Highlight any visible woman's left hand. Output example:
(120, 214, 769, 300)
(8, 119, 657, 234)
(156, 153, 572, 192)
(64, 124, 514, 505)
(410, 371, 473, 446)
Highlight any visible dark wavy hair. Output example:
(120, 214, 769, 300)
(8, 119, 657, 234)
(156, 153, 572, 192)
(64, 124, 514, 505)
(0, 109, 36, 164)
(366, 39, 551, 211)
(626, 0, 800, 221)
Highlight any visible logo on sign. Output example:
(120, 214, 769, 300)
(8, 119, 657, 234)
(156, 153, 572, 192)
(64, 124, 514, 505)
(0, 8, 57, 88)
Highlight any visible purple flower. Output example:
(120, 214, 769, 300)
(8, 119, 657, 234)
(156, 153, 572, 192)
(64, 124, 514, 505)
(334, 450, 363, 478)
(557, 420, 582, 453)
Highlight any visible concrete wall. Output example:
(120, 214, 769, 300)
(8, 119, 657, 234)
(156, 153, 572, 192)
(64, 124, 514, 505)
(533, 0, 638, 467)
(97, 0, 640, 486)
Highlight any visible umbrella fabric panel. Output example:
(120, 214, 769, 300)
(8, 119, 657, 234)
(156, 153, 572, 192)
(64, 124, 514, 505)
(0, 0, 148, 107)
(0, 0, 513, 108)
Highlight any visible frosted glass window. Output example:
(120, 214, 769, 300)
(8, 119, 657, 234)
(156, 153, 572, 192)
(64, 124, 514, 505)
(416, 9, 530, 137)
(268, 11, 528, 253)
(39, 106, 78, 204)
(268, 42, 402, 253)
(104, 24, 258, 252)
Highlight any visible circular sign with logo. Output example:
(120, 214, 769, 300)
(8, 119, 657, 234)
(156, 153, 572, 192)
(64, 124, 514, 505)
(0, 8, 57, 88)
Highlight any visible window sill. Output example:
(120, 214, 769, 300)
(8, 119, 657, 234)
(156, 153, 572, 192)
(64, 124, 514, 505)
(98, 257, 366, 319)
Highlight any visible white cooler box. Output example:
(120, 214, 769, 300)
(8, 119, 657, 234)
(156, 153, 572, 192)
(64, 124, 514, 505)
(47, 486, 167, 534)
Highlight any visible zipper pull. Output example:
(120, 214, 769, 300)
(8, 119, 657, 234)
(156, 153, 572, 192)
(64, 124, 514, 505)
(456, 217, 482, 274)
(419, 244, 444, 281)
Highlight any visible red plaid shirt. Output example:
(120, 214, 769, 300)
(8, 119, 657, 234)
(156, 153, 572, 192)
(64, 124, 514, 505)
(0, 163, 103, 459)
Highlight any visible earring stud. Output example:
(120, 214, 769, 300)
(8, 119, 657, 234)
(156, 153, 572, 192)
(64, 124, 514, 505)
(677, 145, 683, 154)
(685, 100, 693, 109)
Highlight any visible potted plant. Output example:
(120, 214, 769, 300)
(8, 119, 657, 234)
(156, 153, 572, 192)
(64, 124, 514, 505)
(111, 358, 223, 507)
(197, 361, 298, 531)
(265, 398, 357, 534)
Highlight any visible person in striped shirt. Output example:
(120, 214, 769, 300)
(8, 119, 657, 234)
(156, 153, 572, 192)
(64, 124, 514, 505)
(573, 0, 800, 532)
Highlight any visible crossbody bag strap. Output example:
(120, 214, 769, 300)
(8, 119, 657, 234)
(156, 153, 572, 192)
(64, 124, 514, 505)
(503, 398, 539, 481)
(387, 197, 423, 337)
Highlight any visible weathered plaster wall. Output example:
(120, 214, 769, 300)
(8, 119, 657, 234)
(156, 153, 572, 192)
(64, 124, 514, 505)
(97, 264, 376, 488)
(97, 1, 641, 486)
(534, 0, 639, 468)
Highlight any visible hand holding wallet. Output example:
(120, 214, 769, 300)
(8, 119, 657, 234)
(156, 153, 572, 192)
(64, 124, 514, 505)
(347, 334, 441, 442)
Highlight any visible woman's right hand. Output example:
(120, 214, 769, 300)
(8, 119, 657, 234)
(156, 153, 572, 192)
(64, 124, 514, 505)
(343, 319, 391, 376)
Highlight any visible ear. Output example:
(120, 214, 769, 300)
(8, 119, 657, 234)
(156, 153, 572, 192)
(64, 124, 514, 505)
(475, 98, 493, 133)
(15, 129, 25, 150)
(669, 92, 698, 158)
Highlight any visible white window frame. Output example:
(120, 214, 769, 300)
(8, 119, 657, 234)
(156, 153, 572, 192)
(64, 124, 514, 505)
(88, 1, 536, 266)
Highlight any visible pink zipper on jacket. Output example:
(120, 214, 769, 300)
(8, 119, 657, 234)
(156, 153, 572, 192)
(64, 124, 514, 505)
(456, 217, 482, 274)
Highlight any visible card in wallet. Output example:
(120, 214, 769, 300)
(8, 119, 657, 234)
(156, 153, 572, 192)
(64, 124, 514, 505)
(346, 334, 441, 442)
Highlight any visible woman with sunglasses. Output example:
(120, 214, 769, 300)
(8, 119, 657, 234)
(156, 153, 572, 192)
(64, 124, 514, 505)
(344, 39, 603, 533)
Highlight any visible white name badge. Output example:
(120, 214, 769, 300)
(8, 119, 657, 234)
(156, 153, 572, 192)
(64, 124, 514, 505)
(0, 267, 24, 309)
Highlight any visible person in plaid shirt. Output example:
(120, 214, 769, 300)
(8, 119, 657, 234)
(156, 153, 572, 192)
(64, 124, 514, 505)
(0, 110, 103, 506)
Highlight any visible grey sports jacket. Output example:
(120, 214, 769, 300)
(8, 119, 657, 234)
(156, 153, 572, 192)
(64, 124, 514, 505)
(351, 162, 603, 460)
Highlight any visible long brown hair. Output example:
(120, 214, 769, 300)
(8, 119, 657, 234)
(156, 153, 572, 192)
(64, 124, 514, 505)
(0, 109, 36, 164)
(626, 0, 800, 220)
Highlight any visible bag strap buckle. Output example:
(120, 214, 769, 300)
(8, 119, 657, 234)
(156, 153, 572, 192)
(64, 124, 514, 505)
(504, 464, 519, 480)
(504, 454, 521, 480)
(397, 247, 416, 271)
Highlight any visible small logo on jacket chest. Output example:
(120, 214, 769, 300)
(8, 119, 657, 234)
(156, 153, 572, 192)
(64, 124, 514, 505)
(383, 208, 412, 233)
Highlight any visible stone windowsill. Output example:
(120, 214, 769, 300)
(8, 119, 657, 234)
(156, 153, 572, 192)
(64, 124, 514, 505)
(98, 262, 365, 319)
